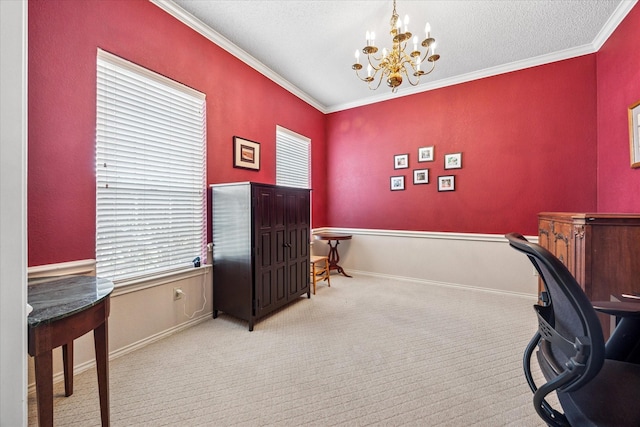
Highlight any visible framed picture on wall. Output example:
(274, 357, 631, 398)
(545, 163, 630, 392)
(233, 136, 261, 170)
(390, 176, 405, 191)
(413, 169, 429, 184)
(629, 100, 640, 168)
(418, 146, 434, 162)
(438, 175, 455, 192)
(444, 152, 462, 169)
(394, 154, 409, 169)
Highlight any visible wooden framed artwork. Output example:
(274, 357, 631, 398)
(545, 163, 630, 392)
(413, 169, 429, 184)
(629, 100, 640, 168)
(418, 146, 434, 162)
(444, 152, 462, 169)
(438, 175, 455, 192)
(394, 154, 409, 169)
(390, 176, 405, 191)
(233, 136, 260, 170)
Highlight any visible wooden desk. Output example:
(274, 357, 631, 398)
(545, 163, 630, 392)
(538, 212, 640, 339)
(28, 276, 114, 427)
(313, 233, 352, 277)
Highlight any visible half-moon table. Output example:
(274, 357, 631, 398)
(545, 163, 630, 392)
(28, 275, 114, 427)
(313, 233, 352, 277)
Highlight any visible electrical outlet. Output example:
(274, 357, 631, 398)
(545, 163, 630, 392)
(173, 287, 184, 301)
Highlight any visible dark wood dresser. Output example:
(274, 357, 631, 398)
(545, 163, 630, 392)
(538, 212, 640, 337)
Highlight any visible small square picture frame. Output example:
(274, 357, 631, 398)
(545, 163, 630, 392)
(394, 154, 409, 169)
(233, 136, 261, 170)
(390, 175, 405, 191)
(418, 146, 434, 162)
(438, 175, 455, 192)
(413, 169, 429, 184)
(629, 100, 640, 168)
(444, 152, 462, 169)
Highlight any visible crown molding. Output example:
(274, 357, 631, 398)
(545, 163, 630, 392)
(328, 0, 638, 113)
(327, 43, 598, 113)
(150, 0, 328, 113)
(152, 0, 636, 115)
(592, 0, 637, 50)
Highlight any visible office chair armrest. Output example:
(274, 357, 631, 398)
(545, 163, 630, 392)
(592, 301, 640, 318)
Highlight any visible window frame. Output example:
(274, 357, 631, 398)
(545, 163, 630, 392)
(95, 49, 207, 284)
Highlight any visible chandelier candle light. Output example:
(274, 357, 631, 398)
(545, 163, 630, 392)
(352, 0, 440, 92)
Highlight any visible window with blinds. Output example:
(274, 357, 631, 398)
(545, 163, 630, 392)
(96, 49, 207, 283)
(275, 125, 311, 189)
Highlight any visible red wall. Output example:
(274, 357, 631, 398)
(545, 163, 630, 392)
(28, 0, 327, 266)
(326, 56, 599, 235)
(596, 4, 640, 211)
(28, 1, 639, 267)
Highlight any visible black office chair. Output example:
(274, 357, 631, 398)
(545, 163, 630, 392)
(506, 233, 640, 427)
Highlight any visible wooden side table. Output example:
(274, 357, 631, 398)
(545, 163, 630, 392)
(313, 233, 352, 277)
(28, 276, 114, 427)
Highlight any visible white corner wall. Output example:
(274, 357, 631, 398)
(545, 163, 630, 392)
(0, 0, 28, 425)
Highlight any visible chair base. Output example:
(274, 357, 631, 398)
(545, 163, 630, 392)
(558, 359, 640, 427)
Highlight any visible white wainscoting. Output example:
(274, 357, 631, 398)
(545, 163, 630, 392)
(26, 231, 536, 391)
(26, 260, 212, 392)
(312, 228, 539, 297)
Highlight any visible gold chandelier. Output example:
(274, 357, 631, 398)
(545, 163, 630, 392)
(351, 0, 440, 92)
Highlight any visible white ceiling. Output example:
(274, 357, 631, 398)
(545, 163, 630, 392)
(154, 0, 636, 113)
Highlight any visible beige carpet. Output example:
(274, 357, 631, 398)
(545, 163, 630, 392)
(29, 274, 552, 426)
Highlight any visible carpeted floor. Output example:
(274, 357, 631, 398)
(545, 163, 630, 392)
(29, 274, 552, 426)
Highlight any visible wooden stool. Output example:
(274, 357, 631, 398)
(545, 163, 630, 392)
(310, 255, 331, 294)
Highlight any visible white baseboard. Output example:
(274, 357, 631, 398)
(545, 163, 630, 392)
(348, 269, 537, 299)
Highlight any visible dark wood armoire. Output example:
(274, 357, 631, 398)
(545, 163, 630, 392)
(538, 212, 640, 337)
(211, 182, 311, 331)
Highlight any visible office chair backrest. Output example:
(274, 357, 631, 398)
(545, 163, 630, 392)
(506, 233, 605, 392)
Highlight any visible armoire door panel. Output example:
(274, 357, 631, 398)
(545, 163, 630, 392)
(260, 270, 273, 311)
(276, 265, 286, 302)
(275, 230, 287, 264)
(259, 232, 272, 268)
(298, 228, 309, 257)
(274, 192, 286, 228)
(288, 262, 299, 295)
(256, 188, 273, 229)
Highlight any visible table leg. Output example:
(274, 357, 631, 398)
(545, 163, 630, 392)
(327, 240, 352, 278)
(94, 321, 110, 427)
(62, 341, 73, 396)
(34, 350, 54, 427)
(605, 317, 640, 362)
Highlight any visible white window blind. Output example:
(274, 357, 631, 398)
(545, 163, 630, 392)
(276, 125, 311, 189)
(96, 49, 206, 283)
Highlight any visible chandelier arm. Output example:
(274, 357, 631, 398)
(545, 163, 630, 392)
(401, 65, 420, 87)
(369, 68, 387, 91)
(366, 55, 379, 71)
(417, 48, 432, 66)
(421, 58, 437, 75)
(354, 70, 370, 83)
(354, 67, 377, 84)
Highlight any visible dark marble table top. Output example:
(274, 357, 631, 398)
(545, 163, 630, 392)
(28, 276, 114, 327)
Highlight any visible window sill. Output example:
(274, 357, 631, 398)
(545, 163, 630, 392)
(111, 264, 212, 297)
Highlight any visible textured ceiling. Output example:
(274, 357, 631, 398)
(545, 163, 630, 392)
(158, 0, 634, 112)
